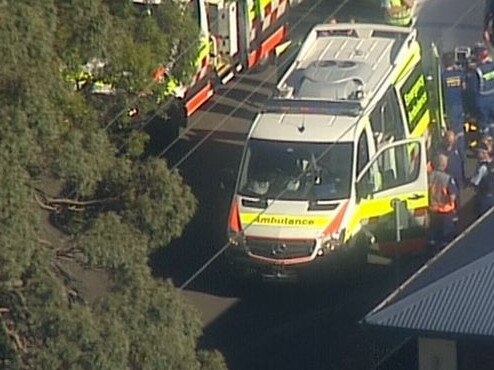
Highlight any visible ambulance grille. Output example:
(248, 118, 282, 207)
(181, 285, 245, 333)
(246, 238, 316, 260)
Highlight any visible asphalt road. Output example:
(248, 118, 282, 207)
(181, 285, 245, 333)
(150, 1, 486, 369)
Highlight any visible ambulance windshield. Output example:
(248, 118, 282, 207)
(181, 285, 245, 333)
(239, 139, 353, 201)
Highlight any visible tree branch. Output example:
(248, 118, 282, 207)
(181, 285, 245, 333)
(44, 196, 119, 206)
(37, 238, 53, 247)
(50, 262, 87, 305)
(34, 189, 120, 212)
(2, 320, 25, 352)
(34, 192, 58, 212)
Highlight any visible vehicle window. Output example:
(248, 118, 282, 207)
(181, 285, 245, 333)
(361, 141, 421, 193)
(239, 139, 354, 201)
(369, 88, 405, 142)
(399, 64, 429, 135)
(356, 131, 369, 174)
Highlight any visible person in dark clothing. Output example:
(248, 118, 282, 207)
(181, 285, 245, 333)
(470, 46, 494, 136)
(480, 134, 494, 156)
(470, 143, 494, 216)
(484, 0, 494, 47)
(478, 161, 494, 215)
(464, 59, 480, 121)
(440, 130, 465, 189)
(442, 53, 466, 149)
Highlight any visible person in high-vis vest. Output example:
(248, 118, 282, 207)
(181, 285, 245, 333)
(381, 0, 415, 27)
(428, 154, 459, 249)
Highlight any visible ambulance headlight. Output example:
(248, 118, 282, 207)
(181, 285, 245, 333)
(330, 231, 341, 240)
(228, 233, 244, 247)
(329, 229, 345, 242)
(322, 240, 338, 252)
(321, 229, 346, 251)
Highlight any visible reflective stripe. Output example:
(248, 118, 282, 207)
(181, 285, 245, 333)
(476, 65, 494, 95)
(185, 82, 214, 116)
(260, 0, 287, 33)
(384, 0, 412, 26)
(346, 191, 429, 241)
(248, 0, 258, 42)
(240, 213, 331, 228)
(384, 12, 411, 26)
(190, 37, 210, 86)
(91, 80, 115, 95)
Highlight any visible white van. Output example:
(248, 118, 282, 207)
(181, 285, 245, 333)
(227, 23, 437, 279)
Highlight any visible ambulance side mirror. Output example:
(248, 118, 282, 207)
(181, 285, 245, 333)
(356, 179, 372, 201)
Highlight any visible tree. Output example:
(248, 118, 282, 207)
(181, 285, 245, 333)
(0, 1, 226, 368)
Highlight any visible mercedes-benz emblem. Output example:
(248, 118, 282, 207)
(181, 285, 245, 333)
(271, 243, 287, 256)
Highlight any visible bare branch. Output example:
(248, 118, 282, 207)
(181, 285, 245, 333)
(34, 188, 119, 212)
(34, 192, 58, 211)
(44, 196, 119, 206)
(52, 261, 77, 283)
(55, 245, 81, 259)
(37, 238, 53, 247)
(2, 321, 25, 352)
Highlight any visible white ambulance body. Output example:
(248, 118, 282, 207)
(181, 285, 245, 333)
(227, 23, 435, 279)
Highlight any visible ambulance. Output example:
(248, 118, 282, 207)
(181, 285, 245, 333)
(227, 23, 440, 279)
(69, 0, 304, 121)
(133, 0, 305, 117)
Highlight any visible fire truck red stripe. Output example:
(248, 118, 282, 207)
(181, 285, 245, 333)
(185, 82, 213, 117)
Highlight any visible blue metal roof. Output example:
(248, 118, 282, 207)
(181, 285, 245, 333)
(363, 208, 494, 337)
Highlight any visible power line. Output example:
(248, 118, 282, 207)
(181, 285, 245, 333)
(179, 113, 359, 289)
(97, 1, 224, 132)
(168, 0, 352, 171)
(178, 0, 480, 289)
(178, 44, 359, 293)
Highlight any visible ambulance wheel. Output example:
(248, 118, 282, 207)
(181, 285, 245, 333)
(338, 235, 376, 287)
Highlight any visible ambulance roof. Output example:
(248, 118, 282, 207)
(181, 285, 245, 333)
(250, 23, 417, 144)
(276, 23, 416, 107)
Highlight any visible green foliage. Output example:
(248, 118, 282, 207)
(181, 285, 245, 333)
(0, 1, 224, 369)
(97, 271, 205, 370)
(53, 126, 115, 196)
(76, 212, 148, 269)
(0, 160, 39, 288)
(123, 159, 197, 250)
(198, 350, 229, 370)
(55, 0, 115, 66)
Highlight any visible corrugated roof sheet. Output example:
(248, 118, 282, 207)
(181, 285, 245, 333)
(363, 208, 494, 337)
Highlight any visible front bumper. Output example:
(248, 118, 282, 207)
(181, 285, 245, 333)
(225, 240, 364, 282)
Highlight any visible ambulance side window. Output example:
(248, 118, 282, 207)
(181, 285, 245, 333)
(366, 142, 421, 192)
(369, 88, 405, 143)
(356, 131, 369, 174)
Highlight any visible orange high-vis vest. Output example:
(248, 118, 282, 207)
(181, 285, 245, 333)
(429, 170, 456, 213)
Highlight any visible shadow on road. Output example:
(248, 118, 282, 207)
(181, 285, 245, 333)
(149, 129, 242, 295)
